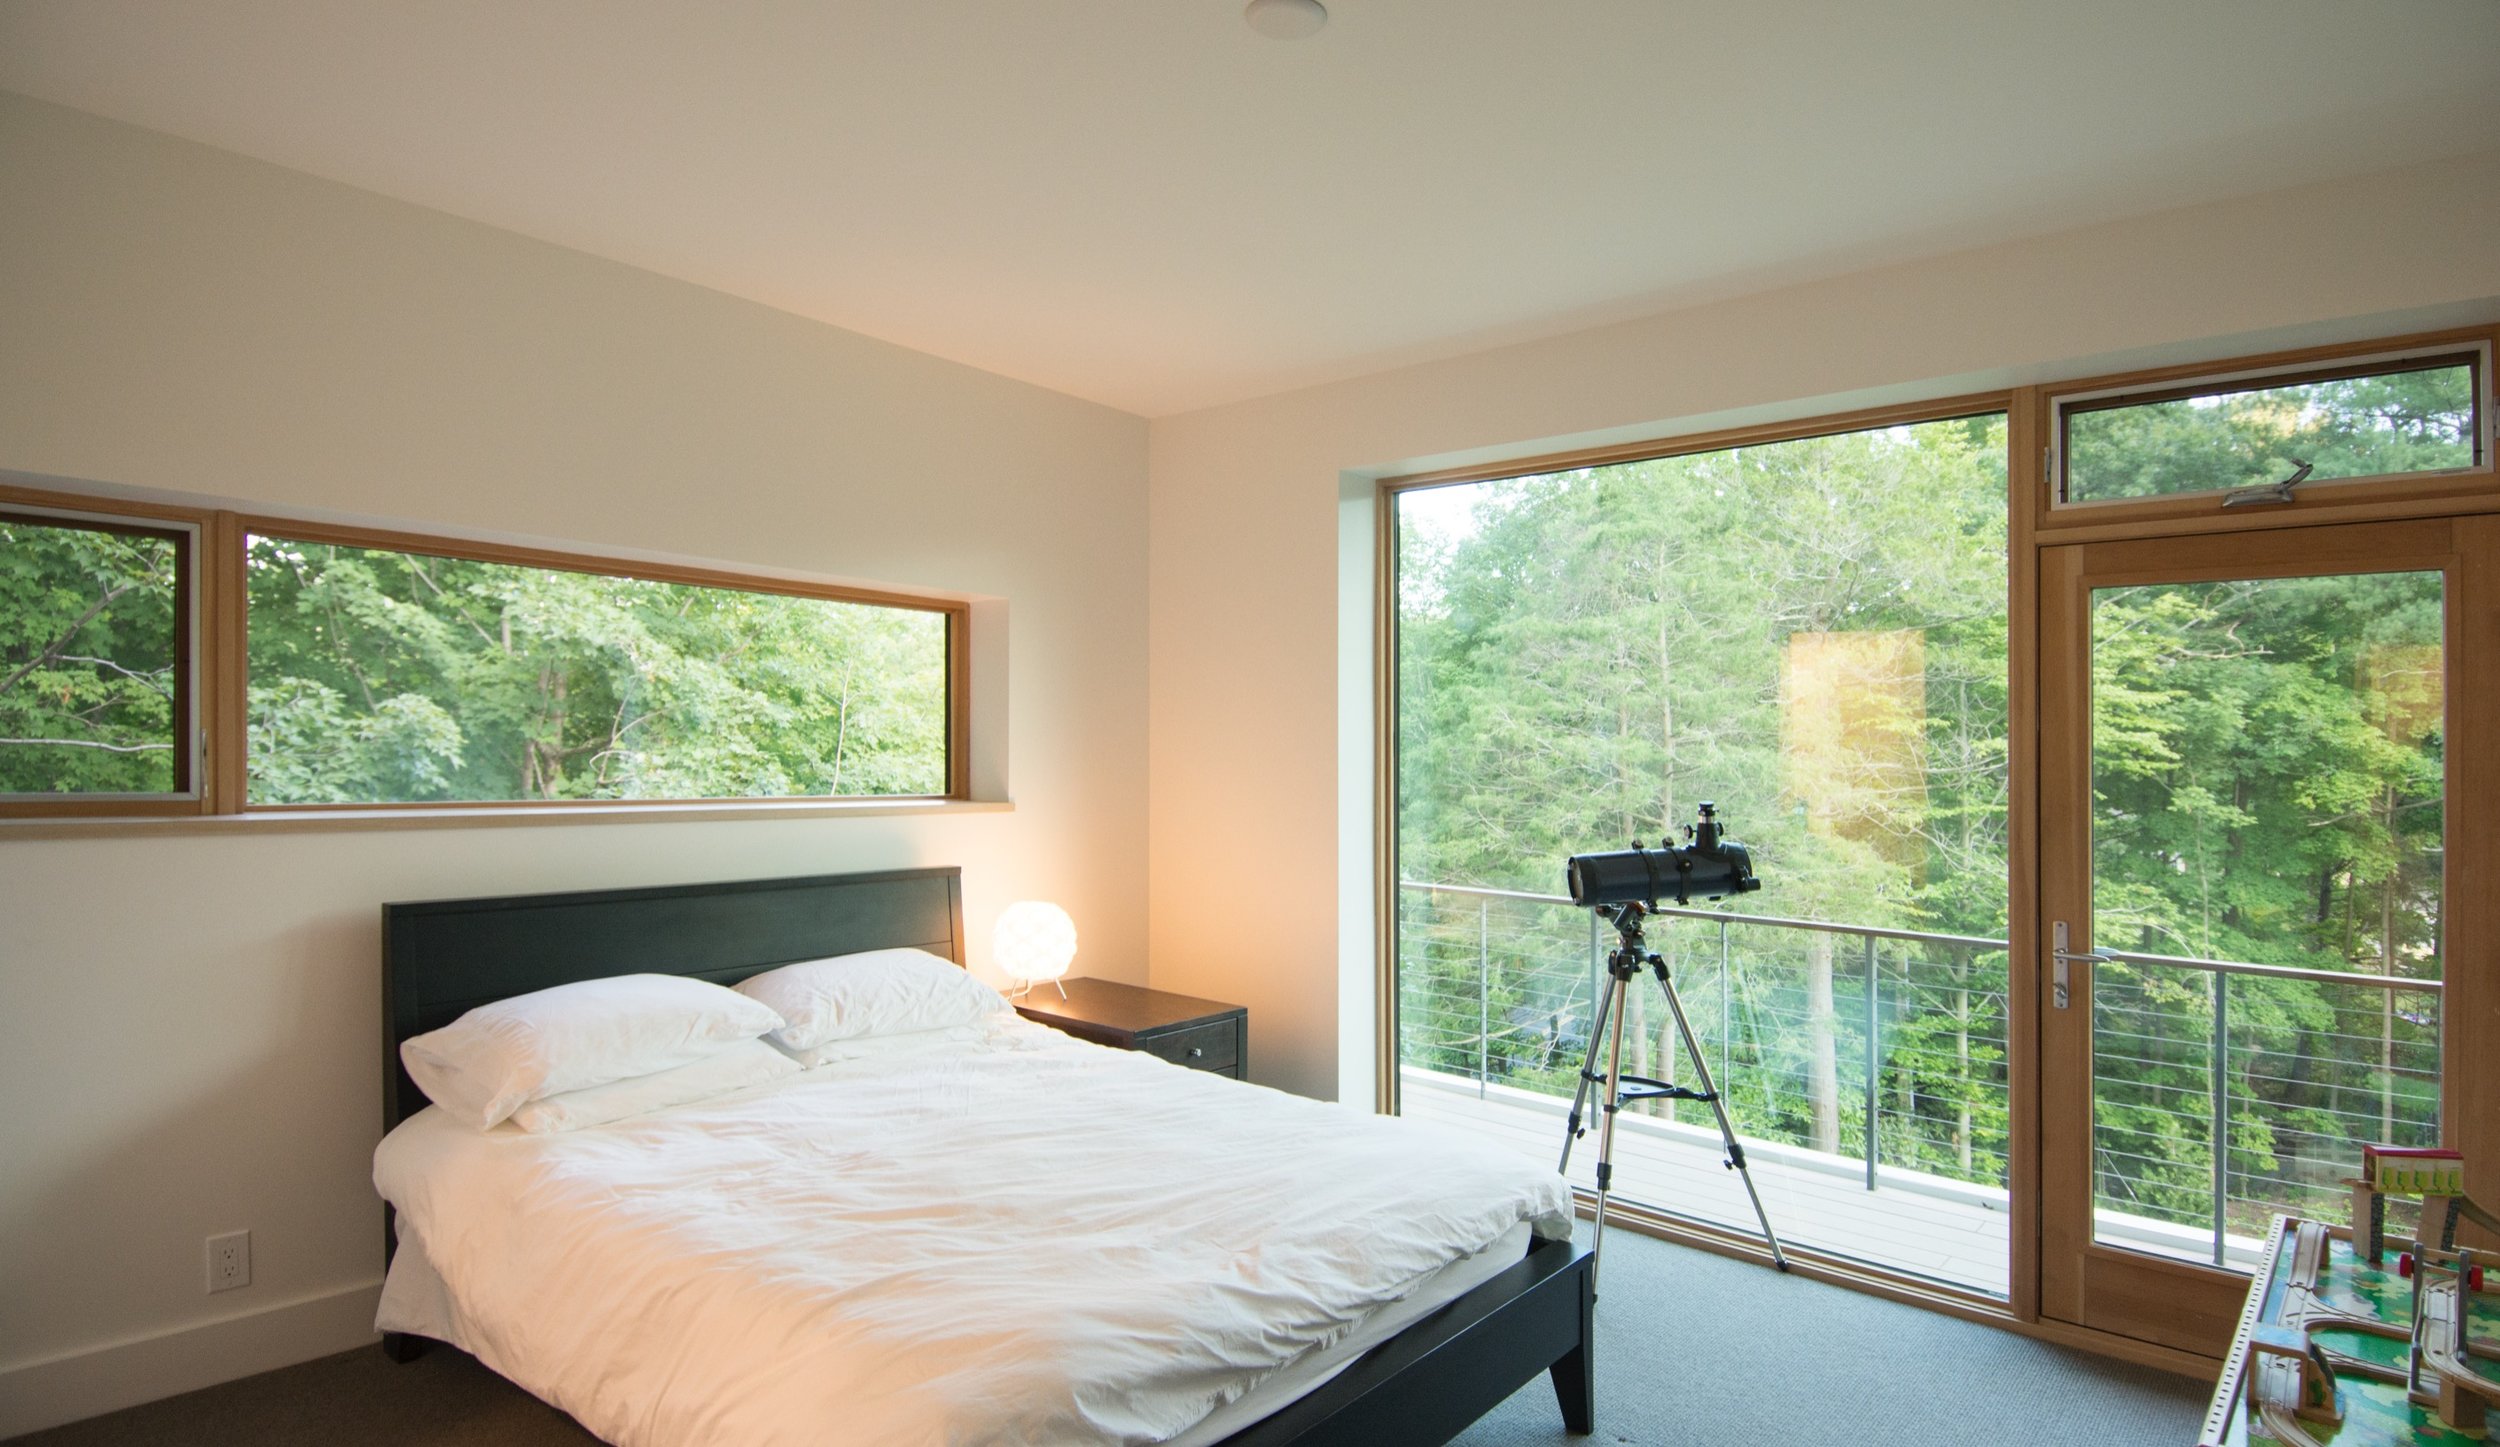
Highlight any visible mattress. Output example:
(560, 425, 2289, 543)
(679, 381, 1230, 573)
(375, 1015, 1571, 1446)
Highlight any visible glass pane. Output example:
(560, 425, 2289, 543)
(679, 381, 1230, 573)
(0, 515, 183, 794)
(2064, 359, 2476, 503)
(2087, 571, 2445, 1268)
(1393, 414, 2014, 1296)
(245, 536, 948, 803)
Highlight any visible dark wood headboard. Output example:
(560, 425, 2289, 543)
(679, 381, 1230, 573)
(381, 867, 964, 1133)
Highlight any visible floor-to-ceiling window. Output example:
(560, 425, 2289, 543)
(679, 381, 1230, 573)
(1388, 406, 2017, 1296)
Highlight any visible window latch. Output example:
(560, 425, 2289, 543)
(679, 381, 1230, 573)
(2221, 457, 2313, 508)
(2050, 921, 2110, 1010)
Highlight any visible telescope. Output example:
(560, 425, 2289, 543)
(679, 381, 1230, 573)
(1556, 799, 1786, 1284)
(1563, 802, 1761, 908)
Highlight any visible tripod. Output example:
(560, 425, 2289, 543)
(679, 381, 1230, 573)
(1557, 900, 1789, 1286)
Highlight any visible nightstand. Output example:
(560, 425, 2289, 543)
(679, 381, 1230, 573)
(1014, 978, 1247, 1080)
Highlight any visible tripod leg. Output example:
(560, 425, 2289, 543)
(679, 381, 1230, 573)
(1653, 962, 1791, 1272)
(1589, 971, 1634, 1291)
(1556, 965, 1620, 1176)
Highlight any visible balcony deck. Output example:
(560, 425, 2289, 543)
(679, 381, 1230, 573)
(1401, 1064, 2013, 1297)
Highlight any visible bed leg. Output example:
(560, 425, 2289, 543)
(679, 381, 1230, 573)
(1547, 1344, 1593, 1434)
(1546, 1256, 1595, 1434)
(382, 1332, 429, 1364)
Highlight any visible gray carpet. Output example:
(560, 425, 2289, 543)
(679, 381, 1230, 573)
(14, 1227, 2209, 1446)
(1451, 1224, 2208, 1445)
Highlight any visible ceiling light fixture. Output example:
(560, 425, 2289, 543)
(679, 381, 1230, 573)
(1244, 0, 1328, 41)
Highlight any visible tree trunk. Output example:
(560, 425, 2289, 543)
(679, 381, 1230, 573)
(1653, 588, 1676, 1121)
(1955, 957, 1973, 1174)
(827, 667, 852, 794)
(1656, 938, 1677, 1123)
(1625, 980, 1653, 1118)
(531, 667, 569, 799)
(2379, 786, 2398, 1143)
(1658, 600, 1675, 831)
(1807, 931, 1840, 1153)
(1892, 960, 1913, 1137)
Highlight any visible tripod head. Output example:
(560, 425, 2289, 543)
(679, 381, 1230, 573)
(1593, 901, 1663, 978)
(1594, 899, 1649, 935)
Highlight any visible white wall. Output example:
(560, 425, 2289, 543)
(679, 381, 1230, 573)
(0, 93, 1149, 1433)
(1145, 150, 2500, 1105)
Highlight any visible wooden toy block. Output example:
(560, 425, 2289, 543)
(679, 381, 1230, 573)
(2350, 1146, 2480, 1265)
(2363, 1146, 2467, 1197)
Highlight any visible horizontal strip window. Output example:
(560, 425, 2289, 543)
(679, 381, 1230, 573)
(245, 531, 952, 807)
(0, 482, 966, 820)
(1, 505, 198, 808)
(2049, 343, 2490, 510)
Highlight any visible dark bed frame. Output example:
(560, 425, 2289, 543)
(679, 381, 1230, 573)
(379, 867, 1594, 1445)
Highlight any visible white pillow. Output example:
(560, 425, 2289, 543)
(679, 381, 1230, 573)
(785, 1022, 988, 1069)
(734, 948, 1006, 1052)
(508, 1039, 800, 1133)
(402, 973, 787, 1131)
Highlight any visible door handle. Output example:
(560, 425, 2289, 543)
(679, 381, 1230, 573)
(2050, 921, 2110, 1010)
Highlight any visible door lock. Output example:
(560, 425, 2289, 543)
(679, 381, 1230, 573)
(2050, 921, 2111, 1010)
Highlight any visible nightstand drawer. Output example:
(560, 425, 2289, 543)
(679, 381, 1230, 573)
(1140, 1018, 1238, 1072)
(1015, 978, 1246, 1080)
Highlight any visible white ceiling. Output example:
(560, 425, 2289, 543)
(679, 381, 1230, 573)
(2, 2, 2495, 417)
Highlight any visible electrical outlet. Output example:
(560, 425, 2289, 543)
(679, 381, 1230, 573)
(206, 1231, 250, 1293)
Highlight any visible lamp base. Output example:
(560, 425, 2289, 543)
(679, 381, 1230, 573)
(1011, 977, 1070, 1002)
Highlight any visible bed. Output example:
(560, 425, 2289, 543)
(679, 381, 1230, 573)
(374, 866, 1595, 1446)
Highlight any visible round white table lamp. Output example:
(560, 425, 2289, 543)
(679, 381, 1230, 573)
(994, 901, 1077, 999)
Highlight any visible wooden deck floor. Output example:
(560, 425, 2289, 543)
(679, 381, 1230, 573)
(1401, 1066, 2012, 1297)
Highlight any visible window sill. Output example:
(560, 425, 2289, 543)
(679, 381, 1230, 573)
(0, 796, 1013, 841)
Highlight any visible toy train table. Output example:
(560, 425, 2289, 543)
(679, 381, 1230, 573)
(2203, 1206, 2500, 1446)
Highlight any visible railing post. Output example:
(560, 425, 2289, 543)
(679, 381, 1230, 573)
(1865, 934, 1880, 1191)
(2211, 969, 2229, 1266)
(1478, 897, 1491, 1099)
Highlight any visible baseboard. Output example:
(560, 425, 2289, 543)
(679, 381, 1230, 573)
(0, 1280, 382, 1440)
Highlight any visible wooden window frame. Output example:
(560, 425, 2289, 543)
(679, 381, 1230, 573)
(0, 483, 211, 820)
(0, 481, 971, 821)
(2036, 325, 2498, 539)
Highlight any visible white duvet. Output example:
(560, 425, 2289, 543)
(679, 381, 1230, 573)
(374, 1017, 1572, 1447)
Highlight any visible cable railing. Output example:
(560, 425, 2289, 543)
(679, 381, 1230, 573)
(1396, 880, 2444, 1273)
(1398, 881, 2011, 1199)
(2087, 945, 2442, 1268)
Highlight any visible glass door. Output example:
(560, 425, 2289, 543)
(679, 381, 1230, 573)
(2037, 517, 2495, 1354)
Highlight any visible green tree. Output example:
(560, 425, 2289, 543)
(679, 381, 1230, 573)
(1396, 388, 2449, 1229)
(243, 538, 946, 803)
(1398, 415, 2013, 1172)
(0, 519, 179, 793)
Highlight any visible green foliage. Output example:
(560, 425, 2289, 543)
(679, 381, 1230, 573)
(1396, 403, 2448, 1239)
(2086, 572, 2444, 1235)
(0, 519, 180, 793)
(243, 539, 947, 803)
(1, 521, 949, 803)
(1397, 416, 2015, 1184)
(2066, 365, 2472, 501)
